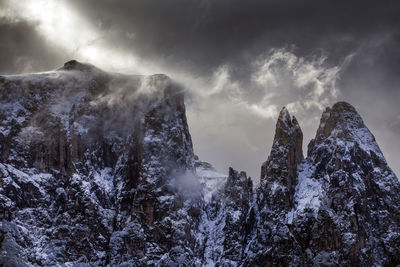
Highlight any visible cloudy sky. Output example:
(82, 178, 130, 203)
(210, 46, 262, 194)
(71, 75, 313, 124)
(1, 0, 400, 179)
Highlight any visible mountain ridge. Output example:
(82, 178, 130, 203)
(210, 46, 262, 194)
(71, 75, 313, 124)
(0, 61, 399, 266)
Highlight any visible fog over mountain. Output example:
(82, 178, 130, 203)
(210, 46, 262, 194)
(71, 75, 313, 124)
(1, 0, 399, 179)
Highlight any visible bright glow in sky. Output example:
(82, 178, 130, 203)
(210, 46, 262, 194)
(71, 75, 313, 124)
(7, 0, 144, 74)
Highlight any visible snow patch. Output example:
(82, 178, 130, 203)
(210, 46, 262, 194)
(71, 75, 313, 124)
(294, 163, 323, 214)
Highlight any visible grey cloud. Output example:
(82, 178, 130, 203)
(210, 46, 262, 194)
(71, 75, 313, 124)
(66, 0, 400, 71)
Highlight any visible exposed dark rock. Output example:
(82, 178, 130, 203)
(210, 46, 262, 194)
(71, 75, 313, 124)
(248, 107, 304, 266)
(260, 106, 303, 208)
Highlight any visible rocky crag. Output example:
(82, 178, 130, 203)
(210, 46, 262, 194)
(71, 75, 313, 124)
(243, 102, 400, 266)
(0, 61, 399, 266)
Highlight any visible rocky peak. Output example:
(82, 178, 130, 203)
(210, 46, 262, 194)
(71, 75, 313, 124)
(314, 101, 361, 138)
(288, 101, 400, 265)
(246, 102, 400, 266)
(260, 107, 303, 209)
(226, 167, 253, 193)
(273, 107, 302, 149)
(308, 101, 382, 159)
(249, 108, 304, 265)
(59, 59, 101, 72)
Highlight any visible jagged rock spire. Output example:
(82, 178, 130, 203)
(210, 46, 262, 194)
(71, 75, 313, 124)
(260, 107, 303, 204)
(253, 107, 304, 264)
(250, 102, 400, 266)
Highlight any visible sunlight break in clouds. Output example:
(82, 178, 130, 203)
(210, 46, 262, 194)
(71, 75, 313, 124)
(6, 0, 142, 74)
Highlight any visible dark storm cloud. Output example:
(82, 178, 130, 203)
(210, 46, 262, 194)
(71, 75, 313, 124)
(1, 0, 400, 177)
(67, 0, 400, 74)
(4, 0, 400, 87)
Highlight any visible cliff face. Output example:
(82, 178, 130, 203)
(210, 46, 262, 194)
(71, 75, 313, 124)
(0, 62, 399, 266)
(0, 61, 200, 266)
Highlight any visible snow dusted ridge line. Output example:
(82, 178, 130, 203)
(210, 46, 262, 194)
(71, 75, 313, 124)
(1, 61, 400, 266)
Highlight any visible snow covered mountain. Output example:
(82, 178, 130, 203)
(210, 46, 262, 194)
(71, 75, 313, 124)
(0, 61, 399, 266)
(245, 103, 400, 265)
(0, 60, 200, 266)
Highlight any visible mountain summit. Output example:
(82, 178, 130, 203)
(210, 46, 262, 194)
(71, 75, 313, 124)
(0, 62, 399, 266)
(247, 102, 400, 265)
